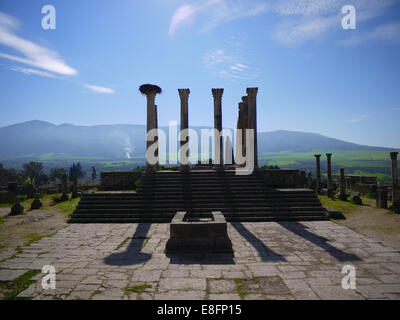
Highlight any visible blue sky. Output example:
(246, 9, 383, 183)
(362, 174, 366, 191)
(0, 0, 399, 148)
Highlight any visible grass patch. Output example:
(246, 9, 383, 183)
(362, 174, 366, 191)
(234, 278, 246, 299)
(0, 217, 4, 225)
(0, 269, 40, 300)
(124, 284, 152, 294)
(115, 237, 131, 250)
(318, 195, 361, 214)
(53, 195, 81, 219)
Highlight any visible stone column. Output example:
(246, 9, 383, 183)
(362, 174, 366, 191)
(247, 88, 258, 168)
(146, 92, 157, 169)
(154, 104, 159, 168)
(179, 89, 190, 171)
(71, 176, 78, 199)
(389, 152, 400, 212)
(212, 88, 224, 168)
(326, 153, 333, 196)
(61, 173, 69, 201)
(314, 154, 321, 194)
(376, 187, 388, 209)
(339, 168, 347, 200)
(390, 152, 398, 203)
(307, 172, 313, 189)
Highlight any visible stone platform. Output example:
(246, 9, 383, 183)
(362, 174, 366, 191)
(1, 221, 400, 300)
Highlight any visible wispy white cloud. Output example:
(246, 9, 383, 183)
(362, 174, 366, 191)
(0, 12, 77, 75)
(169, 0, 269, 35)
(82, 84, 115, 94)
(203, 46, 257, 81)
(271, 0, 398, 45)
(9, 65, 57, 78)
(346, 118, 362, 123)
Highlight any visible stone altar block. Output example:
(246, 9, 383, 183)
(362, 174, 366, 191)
(166, 211, 233, 253)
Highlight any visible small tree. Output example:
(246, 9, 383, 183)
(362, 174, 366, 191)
(49, 168, 67, 182)
(22, 161, 43, 185)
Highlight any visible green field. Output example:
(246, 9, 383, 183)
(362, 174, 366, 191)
(259, 150, 396, 182)
(1, 150, 397, 183)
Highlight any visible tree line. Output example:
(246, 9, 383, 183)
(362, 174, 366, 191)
(0, 161, 97, 186)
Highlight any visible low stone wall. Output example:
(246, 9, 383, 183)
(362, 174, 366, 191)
(262, 169, 303, 187)
(100, 171, 142, 190)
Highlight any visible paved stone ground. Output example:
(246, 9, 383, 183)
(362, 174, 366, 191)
(1, 221, 400, 300)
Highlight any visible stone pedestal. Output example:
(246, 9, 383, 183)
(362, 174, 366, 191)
(30, 193, 42, 210)
(212, 89, 224, 168)
(10, 196, 24, 216)
(314, 154, 322, 194)
(376, 188, 388, 208)
(351, 193, 362, 205)
(338, 168, 347, 201)
(166, 211, 233, 253)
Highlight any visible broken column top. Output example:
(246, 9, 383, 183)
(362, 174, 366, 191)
(212, 88, 224, 98)
(242, 96, 248, 104)
(246, 87, 258, 97)
(178, 88, 190, 98)
(139, 84, 162, 96)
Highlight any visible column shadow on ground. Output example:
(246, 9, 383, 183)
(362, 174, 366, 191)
(278, 221, 362, 262)
(231, 222, 286, 262)
(104, 223, 152, 266)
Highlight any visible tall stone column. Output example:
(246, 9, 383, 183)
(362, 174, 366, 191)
(212, 88, 224, 168)
(179, 89, 190, 171)
(314, 154, 321, 194)
(154, 105, 159, 168)
(389, 152, 400, 212)
(247, 88, 258, 168)
(139, 84, 161, 171)
(61, 173, 69, 201)
(339, 168, 347, 200)
(390, 152, 398, 202)
(326, 153, 333, 196)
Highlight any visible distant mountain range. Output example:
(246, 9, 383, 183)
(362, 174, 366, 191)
(0, 120, 395, 160)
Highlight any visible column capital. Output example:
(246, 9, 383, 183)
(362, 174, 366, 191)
(246, 87, 258, 98)
(178, 88, 190, 99)
(212, 88, 224, 99)
(314, 154, 321, 158)
(326, 153, 332, 157)
(242, 96, 248, 104)
(390, 152, 398, 160)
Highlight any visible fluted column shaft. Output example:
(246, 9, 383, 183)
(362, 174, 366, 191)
(314, 154, 321, 194)
(247, 88, 258, 168)
(391, 152, 399, 202)
(212, 88, 224, 166)
(146, 92, 157, 169)
(179, 89, 190, 170)
(326, 153, 333, 195)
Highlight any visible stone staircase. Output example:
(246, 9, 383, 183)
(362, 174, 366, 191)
(69, 170, 328, 223)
